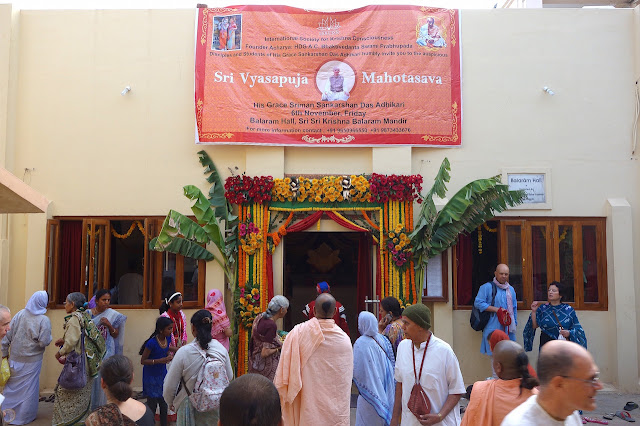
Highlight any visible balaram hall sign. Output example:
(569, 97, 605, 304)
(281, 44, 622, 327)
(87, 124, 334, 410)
(195, 5, 461, 147)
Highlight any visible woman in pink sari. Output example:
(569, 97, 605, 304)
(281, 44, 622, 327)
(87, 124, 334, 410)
(205, 290, 232, 351)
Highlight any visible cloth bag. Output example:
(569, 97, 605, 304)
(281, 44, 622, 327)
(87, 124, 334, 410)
(408, 334, 432, 419)
(0, 357, 10, 386)
(497, 307, 512, 328)
(58, 332, 87, 389)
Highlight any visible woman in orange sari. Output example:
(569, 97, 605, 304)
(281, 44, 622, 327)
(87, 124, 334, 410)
(218, 17, 228, 51)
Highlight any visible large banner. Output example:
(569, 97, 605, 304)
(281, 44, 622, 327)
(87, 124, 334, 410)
(195, 6, 461, 146)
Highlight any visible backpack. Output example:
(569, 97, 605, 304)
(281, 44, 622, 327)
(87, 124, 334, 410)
(183, 346, 230, 412)
(469, 282, 497, 331)
(74, 310, 107, 377)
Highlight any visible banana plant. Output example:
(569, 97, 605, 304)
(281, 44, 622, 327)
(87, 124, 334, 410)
(149, 151, 238, 286)
(410, 158, 526, 274)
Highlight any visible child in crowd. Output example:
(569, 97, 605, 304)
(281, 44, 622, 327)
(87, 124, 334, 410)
(140, 317, 176, 426)
(159, 292, 188, 348)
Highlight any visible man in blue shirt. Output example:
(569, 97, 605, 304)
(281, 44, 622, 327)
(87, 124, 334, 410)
(474, 264, 517, 359)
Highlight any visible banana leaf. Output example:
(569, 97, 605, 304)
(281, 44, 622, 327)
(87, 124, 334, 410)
(149, 236, 214, 261)
(198, 150, 234, 222)
(152, 210, 211, 248)
(183, 185, 225, 249)
(410, 159, 526, 269)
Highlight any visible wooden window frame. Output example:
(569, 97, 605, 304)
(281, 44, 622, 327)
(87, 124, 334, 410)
(453, 217, 607, 311)
(45, 216, 206, 309)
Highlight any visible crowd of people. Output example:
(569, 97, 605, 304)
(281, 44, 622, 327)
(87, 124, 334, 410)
(0, 261, 598, 425)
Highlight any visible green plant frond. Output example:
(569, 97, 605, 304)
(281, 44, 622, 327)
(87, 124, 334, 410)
(148, 236, 214, 261)
(426, 186, 526, 259)
(410, 158, 452, 257)
(183, 185, 225, 247)
(424, 157, 451, 201)
(197, 150, 232, 221)
(151, 210, 211, 250)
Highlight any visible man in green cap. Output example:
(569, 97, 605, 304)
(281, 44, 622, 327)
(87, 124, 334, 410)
(390, 303, 465, 426)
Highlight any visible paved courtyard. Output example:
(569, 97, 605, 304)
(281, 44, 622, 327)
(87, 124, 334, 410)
(22, 382, 640, 425)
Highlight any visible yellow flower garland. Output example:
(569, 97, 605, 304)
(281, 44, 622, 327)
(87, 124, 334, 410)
(272, 175, 371, 203)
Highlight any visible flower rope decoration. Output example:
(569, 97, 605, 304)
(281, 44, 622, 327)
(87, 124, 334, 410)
(226, 174, 422, 205)
(369, 174, 423, 203)
(234, 281, 261, 328)
(385, 222, 413, 270)
(224, 175, 274, 205)
(272, 175, 371, 203)
(111, 221, 147, 239)
(239, 219, 263, 255)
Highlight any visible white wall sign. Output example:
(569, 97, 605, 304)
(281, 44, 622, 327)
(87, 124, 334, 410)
(508, 173, 546, 203)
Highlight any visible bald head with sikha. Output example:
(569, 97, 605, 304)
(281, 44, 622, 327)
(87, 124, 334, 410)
(492, 340, 536, 383)
(314, 293, 336, 319)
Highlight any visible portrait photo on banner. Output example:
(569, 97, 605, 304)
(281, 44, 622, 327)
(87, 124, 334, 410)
(316, 61, 356, 103)
(212, 14, 242, 51)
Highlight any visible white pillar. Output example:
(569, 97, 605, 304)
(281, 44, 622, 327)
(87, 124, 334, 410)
(607, 198, 639, 391)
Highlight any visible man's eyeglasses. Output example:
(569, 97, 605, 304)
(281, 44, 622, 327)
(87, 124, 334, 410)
(561, 373, 600, 386)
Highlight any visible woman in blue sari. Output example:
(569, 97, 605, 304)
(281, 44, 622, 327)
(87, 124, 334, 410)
(523, 281, 587, 352)
(90, 289, 127, 409)
(353, 311, 395, 426)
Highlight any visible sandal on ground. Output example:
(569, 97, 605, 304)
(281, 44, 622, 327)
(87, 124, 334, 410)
(616, 411, 636, 422)
(626, 402, 640, 411)
(583, 417, 608, 424)
(603, 414, 615, 420)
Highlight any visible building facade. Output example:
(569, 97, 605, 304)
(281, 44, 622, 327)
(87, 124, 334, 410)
(0, 5, 639, 391)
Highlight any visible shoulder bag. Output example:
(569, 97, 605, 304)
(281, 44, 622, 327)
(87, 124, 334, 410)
(58, 331, 87, 389)
(551, 309, 568, 341)
(407, 333, 432, 419)
(470, 282, 497, 331)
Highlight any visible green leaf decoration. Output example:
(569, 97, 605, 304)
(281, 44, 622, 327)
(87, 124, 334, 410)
(149, 236, 214, 261)
(410, 159, 526, 269)
(148, 210, 214, 261)
(183, 185, 224, 248)
(197, 150, 233, 221)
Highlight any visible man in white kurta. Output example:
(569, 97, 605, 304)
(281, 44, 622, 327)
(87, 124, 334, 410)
(391, 304, 465, 426)
(501, 340, 602, 426)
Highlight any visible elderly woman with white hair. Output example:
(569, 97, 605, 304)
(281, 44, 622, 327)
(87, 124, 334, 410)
(249, 295, 289, 381)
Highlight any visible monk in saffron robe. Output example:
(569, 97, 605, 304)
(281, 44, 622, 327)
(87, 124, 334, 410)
(275, 293, 353, 426)
(461, 340, 538, 426)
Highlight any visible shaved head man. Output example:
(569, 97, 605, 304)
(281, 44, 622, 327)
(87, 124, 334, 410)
(302, 282, 349, 336)
(462, 340, 538, 426)
(275, 293, 353, 426)
(502, 340, 602, 425)
(473, 263, 517, 375)
(314, 293, 336, 319)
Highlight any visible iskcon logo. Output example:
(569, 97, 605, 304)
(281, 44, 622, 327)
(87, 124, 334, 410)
(318, 17, 340, 34)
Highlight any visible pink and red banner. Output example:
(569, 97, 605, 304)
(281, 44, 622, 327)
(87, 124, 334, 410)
(195, 5, 461, 146)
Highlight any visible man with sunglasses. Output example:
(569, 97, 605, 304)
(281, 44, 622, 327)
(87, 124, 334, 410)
(502, 340, 602, 425)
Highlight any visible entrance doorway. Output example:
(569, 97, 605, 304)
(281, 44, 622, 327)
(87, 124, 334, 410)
(283, 232, 369, 340)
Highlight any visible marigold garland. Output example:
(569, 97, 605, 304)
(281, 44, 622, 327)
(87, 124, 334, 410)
(226, 174, 421, 205)
(239, 219, 262, 255)
(234, 281, 261, 328)
(111, 221, 147, 239)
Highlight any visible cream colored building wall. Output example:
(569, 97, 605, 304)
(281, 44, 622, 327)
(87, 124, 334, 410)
(1, 7, 638, 391)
